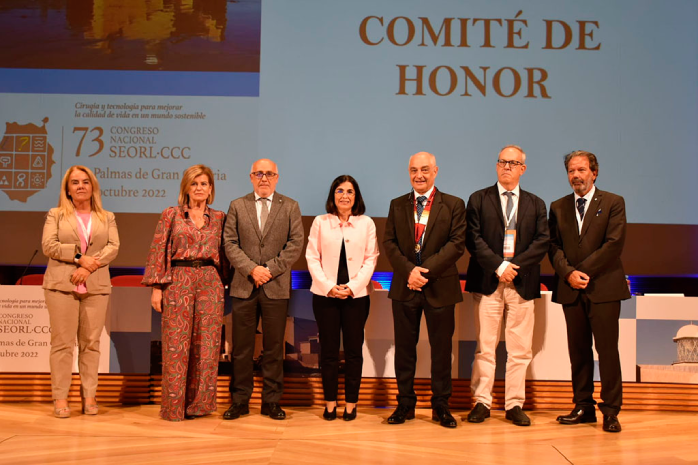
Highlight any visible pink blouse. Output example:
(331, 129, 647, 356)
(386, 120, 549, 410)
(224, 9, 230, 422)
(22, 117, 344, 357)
(74, 212, 91, 294)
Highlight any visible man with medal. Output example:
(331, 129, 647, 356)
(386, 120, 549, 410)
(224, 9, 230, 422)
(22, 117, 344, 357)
(464, 145, 549, 427)
(383, 151, 466, 428)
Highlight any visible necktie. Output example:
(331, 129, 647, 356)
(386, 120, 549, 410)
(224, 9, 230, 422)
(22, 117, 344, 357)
(576, 198, 587, 221)
(259, 198, 269, 231)
(415, 196, 427, 265)
(503, 191, 516, 229)
(416, 196, 427, 221)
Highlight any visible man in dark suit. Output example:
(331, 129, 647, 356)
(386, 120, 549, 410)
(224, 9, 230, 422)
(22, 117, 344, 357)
(222, 158, 304, 421)
(548, 150, 630, 433)
(465, 145, 549, 427)
(383, 151, 466, 428)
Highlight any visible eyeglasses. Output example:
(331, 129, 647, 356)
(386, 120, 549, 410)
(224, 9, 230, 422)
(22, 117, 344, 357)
(335, 188, 355, 196)
(251, 171, 278, 179)
(497, 160, 524, 168)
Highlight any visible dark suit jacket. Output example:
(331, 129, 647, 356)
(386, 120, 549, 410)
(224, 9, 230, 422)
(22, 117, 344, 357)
(548, 188, 631, 305)
(465, 184, 550, 301)
(224, 192, 304, 300)
(383, 189, 466, 308)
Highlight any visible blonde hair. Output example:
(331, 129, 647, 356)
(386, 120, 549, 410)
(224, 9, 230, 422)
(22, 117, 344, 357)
(178, 164, 215, 206)
(57, 165, 106, 221)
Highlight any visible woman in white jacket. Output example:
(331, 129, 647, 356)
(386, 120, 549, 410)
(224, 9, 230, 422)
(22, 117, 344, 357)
(306, 175, 379, 421)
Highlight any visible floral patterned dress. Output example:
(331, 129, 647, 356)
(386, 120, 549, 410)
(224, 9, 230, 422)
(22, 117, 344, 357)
(142, 205, 230, 421)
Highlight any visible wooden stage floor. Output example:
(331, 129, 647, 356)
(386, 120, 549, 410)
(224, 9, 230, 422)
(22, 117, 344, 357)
(1, 403, 697, 464)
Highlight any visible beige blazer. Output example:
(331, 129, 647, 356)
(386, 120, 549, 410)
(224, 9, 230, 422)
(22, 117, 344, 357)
(41, 208, 120, 294)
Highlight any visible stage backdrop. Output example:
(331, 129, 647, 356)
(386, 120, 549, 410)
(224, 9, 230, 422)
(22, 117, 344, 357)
(0, 0, 696, 227)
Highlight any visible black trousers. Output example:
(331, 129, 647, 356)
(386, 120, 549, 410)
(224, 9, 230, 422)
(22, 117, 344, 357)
(312, 294, 370, 403)
(562, 294, 622, 416)
(229, 287, 288, 404)
(392, 293, 455, 409)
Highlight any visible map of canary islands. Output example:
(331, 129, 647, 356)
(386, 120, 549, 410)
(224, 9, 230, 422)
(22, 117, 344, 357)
(0, 117, 55, 202)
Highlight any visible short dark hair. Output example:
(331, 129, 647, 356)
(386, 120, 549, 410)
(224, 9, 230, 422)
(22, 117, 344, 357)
(325, 175, 366, 216)
(564, 150, 599, 176)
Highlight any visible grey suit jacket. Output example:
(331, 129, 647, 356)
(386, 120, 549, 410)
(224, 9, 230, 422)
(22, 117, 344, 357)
(224, 192, 304, 299)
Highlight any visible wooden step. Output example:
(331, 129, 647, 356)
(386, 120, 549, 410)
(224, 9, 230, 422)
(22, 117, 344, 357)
(2, 373, 697, 411)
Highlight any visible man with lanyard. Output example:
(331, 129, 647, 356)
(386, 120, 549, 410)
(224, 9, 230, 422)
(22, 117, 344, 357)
(464, 145, 549, 426)
(383, 151, 466, 428)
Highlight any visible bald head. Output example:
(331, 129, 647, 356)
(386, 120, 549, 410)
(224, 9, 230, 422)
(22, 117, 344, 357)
(250, 158, 279, 197)
(409, 151, 438, 195)
(251, 158, 278, 174)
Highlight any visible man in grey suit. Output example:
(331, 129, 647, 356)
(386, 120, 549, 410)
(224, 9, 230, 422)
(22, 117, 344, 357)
(223, 158, 304, 420)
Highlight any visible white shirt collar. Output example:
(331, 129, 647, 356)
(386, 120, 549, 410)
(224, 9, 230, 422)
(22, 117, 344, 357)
(574, 185, 596, 204)
(496, 182, 520, 197)
(413, 186, 435, 202)
(254, 192, 274, 202)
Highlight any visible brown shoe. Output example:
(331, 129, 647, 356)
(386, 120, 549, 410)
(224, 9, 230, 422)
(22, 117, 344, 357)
(602, 415, 622, 433)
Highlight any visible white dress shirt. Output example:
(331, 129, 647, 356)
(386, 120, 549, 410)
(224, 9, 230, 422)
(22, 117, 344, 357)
(495, 182, 520, 277)
(574, 185, 596, 234)
(254, 192, 274, 229)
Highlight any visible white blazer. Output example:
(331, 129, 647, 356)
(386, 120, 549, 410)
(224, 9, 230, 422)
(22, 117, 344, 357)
(305, 214, 379, 298)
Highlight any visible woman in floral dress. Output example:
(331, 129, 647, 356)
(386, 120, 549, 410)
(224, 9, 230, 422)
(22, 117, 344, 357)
(142, 164, 229, 421)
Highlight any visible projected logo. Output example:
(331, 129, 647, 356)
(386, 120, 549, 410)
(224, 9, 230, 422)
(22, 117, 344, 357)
(0, 117, 55, 202)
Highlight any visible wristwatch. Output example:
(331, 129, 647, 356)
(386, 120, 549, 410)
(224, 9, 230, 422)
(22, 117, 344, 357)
(74, 252, 83, 264)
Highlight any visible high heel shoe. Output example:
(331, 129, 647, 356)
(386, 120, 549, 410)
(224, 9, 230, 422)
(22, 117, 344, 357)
(343, 406, 357, 421)
(322, 406, 337, 421)
(53, 400, 71, 419)
(82, 399, 99, 415)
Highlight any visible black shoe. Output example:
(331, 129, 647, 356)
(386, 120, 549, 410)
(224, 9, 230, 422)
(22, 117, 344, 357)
(387, 405, 415, 424)
(261, 402, 286, 420)
(222, 403, 249, 420)
(432, 405, 457, 428)
(603, 415, 622, 433)
(557, 406, 597, 424)
(343, 406, 357, 421)
(505, 406, 531, 427)
(466, 403, 490, 423)
(323, 406, 337, 421)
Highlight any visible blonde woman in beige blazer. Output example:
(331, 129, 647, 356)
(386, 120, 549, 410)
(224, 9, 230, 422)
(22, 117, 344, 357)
(41, 165, 119, 418)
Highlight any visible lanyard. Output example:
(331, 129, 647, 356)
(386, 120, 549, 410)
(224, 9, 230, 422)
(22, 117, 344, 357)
(504, 197, 518, 230)
(414, 189, 436, 248)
